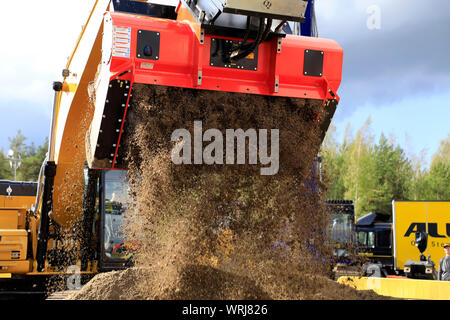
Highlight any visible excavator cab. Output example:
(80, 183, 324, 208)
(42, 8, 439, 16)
(98, 170, 133, 269)
(80, 169, 131, 271)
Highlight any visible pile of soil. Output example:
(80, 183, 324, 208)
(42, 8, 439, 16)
(67, 264, 388, 300)
(70, 84, 382, 300)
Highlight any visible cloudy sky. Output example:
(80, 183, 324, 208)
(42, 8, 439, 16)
(316, 0, 450, 164)
(1, 0, 449, 166)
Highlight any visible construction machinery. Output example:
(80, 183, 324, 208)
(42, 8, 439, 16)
(327, 200, 361, 279)
(303, 158, 356, 263)
(328, 200, 355, 260)
(0, 180, 38, 269)
(0, 180, 37, 210)
(339, 200, 450, 300)
(0, 180, 38, 274)
(392, 201, 449, 279)
(355, 201, 450, 279)
(0, 0, 343, 297)
(0, 181, 39, 299)
(355, 212, 394, 277)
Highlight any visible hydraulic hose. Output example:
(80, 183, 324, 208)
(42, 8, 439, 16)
(231, 17, 271, 62)
(227, 16, 252, 55)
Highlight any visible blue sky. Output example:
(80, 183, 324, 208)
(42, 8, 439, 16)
(1, 0, 449, 167)
(0, 0, 93, 150)
(316, 0, 450, 166)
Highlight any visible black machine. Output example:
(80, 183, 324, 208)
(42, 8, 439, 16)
(327, 200, 356, 260)
(355, 212, 394, 277)
(403, 231, 437, 280)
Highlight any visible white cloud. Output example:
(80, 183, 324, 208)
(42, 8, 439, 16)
(0, 0, 93, 105)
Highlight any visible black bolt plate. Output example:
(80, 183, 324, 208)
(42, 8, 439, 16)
(95, 79, 130, 167)
(137, 30, 160, 60)
(0, 181, 37, 196)
(210, 38, 259, 71)
(303, 49, 324, 77)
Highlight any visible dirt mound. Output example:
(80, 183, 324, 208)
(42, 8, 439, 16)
(68, 265, 269, 300)
(66, 268, 146, 300)
(68, 264, 388, 300)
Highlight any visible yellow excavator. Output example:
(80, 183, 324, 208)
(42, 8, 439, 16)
(0, 0, 343, 298)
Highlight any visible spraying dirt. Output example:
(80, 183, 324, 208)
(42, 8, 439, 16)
(68, 84, 388, 300)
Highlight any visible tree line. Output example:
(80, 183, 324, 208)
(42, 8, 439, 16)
(0, 130, 48, 181)
(320, 117, 449, 218)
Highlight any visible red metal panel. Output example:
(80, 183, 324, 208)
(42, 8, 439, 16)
(104, 12, 343, 170)
(109, 12, 343, 101)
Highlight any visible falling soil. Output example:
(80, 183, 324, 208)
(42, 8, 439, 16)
(70, 84, 387, 300)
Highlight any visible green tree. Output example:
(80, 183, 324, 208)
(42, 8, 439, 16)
(342, 117, 377, 217)
(370, 134, 413, 215)
(0, 131, 48, 181)
(18, 138, 48, 181)
(0, 150, 13, 180)
(8, 130, 29, 157)
(410, 135, 450, 200)
(321, 123, 448, 218)
(431, 134, 450, 167)
(420, 135, 450, 200)
(425, 161, 450, 199)
(320, 125, 347, 199)
(410, 150, 429, 200)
